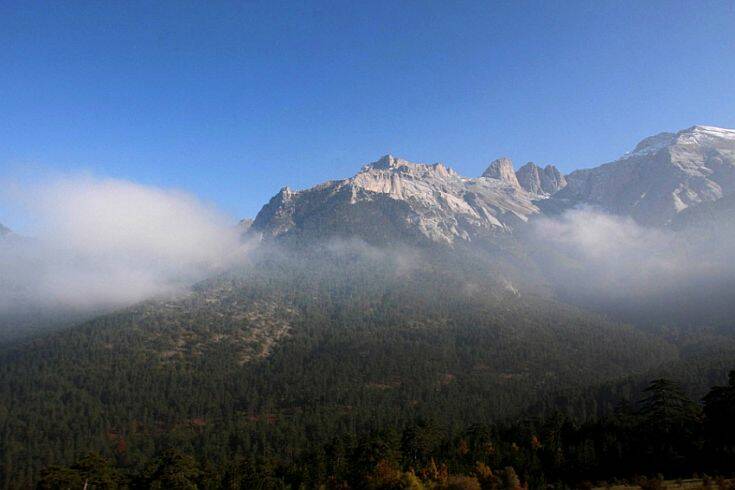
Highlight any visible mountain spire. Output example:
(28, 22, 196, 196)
(482, 157, 520, 188)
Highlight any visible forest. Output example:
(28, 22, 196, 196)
(2, 246, 735, 488)
(33, 374, 735, 489)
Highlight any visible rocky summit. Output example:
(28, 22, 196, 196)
(252, 154, 540, 244)
(251, 125, 735, 244)
(516, 162, 567, 196)
(555, 125, 735, 225)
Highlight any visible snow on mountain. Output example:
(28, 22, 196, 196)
(251, 125, 735, 244)
(556, 125, 735, 225)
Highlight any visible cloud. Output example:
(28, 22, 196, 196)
(0, 175, 250, 312)
(530, 206, 735, 302)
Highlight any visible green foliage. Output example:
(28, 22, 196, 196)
(37, 453, 122, 489)
(21, 373, 735, 488)
(137, 449, 201, 489)
(2, 246, 735, 487)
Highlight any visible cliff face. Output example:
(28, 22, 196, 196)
(516, 162, 567, 196)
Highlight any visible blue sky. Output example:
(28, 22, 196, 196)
(1, 1, 734, 228)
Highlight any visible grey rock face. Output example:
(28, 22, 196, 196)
(252, 187, 297, 236)
(540, 165, 567, 195)
(252, 154, 540, 244)
(556, 125, 735, 226)
(516, 163, 543, 194)
(238, 218, 254, 236)
(516, 163, 567, 196)
(482, 157, 520, 188)
(251, 125, 735, 245)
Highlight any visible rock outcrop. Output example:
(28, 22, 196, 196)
(483, 157, 520, 188)
(516, 163, 567, 196)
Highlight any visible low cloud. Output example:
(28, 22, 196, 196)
(531, 206, 735, 303)
(0, 176, 250, 312)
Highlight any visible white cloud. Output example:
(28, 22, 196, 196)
(531, 206, 734, 300)
(0, 175, 250, 311)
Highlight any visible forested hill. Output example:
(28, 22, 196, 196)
(4, 129, 735, 488)
(0, 243, 689, 487)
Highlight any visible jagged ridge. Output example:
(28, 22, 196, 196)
(252, 125, 735, 243)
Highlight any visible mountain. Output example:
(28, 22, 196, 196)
(248, 125, 735, 329)
(3, 125, 735, 486)
(0, 223, 10, 236)
(671, 192, 735, 233)
(0, 243, 683, 487)
(482, 156, 521, 187)
(238, 217, 254, 235)
(554, 125, 735, 225)
(515, 162, 567, 196)
(253, 125, 735, 247)
(252, 155, 540, 244)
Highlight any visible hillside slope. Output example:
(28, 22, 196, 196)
(0, 245, 679, 486)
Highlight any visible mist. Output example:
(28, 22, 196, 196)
(0, 175, 250, 314)
(3, 174, 735, 329)
(530, 206, 735, 322)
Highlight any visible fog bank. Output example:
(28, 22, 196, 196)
(531, 206, 735, 305)
(0, 176, 249, 313)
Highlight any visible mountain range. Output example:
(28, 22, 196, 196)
(2, 125, 735, 487)
(250, 125, 735, 244)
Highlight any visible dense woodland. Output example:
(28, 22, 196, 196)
(32, 374, 735, 488)
(2, 244, 735, 488)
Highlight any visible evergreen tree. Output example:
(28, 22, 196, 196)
(703, 370, 735, 469)
(636, 379, 702, 475)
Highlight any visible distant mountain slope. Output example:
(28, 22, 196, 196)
(554, 126, 735, 225)
(0, 243, 680, 486)
(671, 192, 735, 233)
(252, 126, 735, 248)
(252, 155, 540, 244)
(247, 125, 735, 331)
(3, 125, 735, 487)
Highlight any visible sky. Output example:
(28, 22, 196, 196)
(1, 0, 734, 230)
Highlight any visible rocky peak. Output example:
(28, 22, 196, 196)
(250, 125, 735, 243)
(251, 187, 298, 236)
(367, 154, 407, 170)
(361, 155, 456, 177)
(277, 186, 295, 198)
(515, 163, 566, 195)
(629, 132, 676, 157)
(516, 163, 543, 194)
(558, 125, 735, 226)
(252, 155, 540, 244)
(483, 157, 520, 188)
(676, 125, 735, 145)
(624, 126, 735, 161)
(540, 165, 567, 194)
